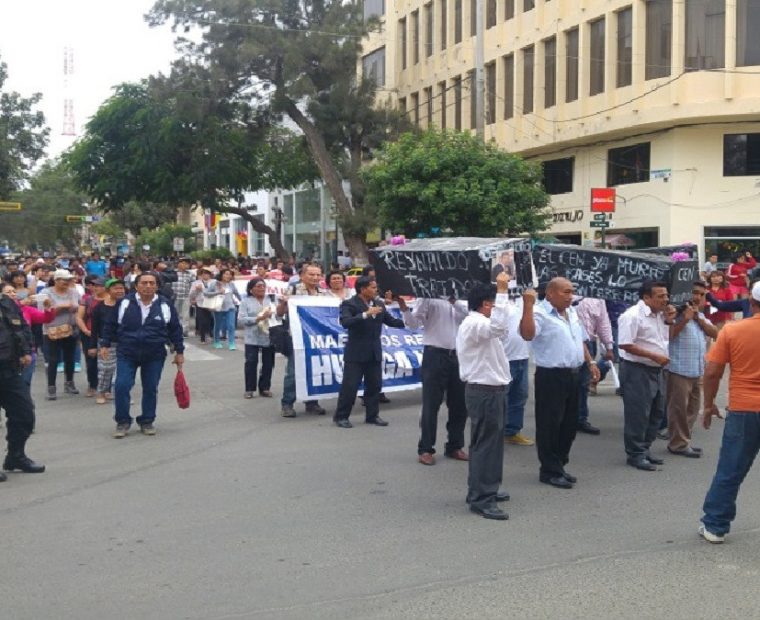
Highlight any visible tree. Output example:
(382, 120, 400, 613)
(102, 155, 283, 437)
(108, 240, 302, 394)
(147, 0, 409, 262)
(66, 79, 315, 259)
(0, 55, 49, 199)
(2, 160, 88, 252)
(363, 129, 551, 238)
(135, 223, 197, 256)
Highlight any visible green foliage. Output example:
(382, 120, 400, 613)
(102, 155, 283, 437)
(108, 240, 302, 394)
(3, 160, 89, 252)
(363, 129, 551, 238)
(135, 224, 197, 257)
(109, 201, 179, 235)
(190, 248, 233, 262)
(0, 55, 49, 199)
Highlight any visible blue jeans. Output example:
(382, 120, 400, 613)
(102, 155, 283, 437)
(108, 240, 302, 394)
(504, 358, 529, 436)
(214, 309, 236, 344)
(21, 352, 36, 386)
(701, 411, 760, 536)
(114, 356, 165, 426)
(578, 340, 611, 423)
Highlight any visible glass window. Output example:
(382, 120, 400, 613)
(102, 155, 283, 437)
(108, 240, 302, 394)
(487, 0, 497, 28)
(737, 0, 760, 66)
(425, 3, 434, 57)
(646, 0, 672, 79)
(524, 0, 535, 10)
(504, 54, 514, 119)
(399, 17, 407, 70)
(424, 86, 433, 124)
(470, 0, 477, 37)
(686, 0, 725, 70)
(411, 10, 420, 64)
(724, 134, 760, 176)
(469, 70, 477, 128)
(362, 47, 386, 87)
(607, 143, 651, 186)
(440, 0, 447, 50)
(410, 92, 420, 125)
(364, 0, 385, 21)
(523, 45, 534, 114)
(505, 0, 515, 20)
(486, 62, 496, 124)
(439, 81, 447, 128)
(544, 36, 556, 109)
(566, 28, 579, 102)
(454, 76, 463, 130)
(296, 189, 321, 224)
(589, 17, 605, 96)
(543, 158, 574, 194)
(617, 7, 633, 87)
(399, 97, 407, 116)
(455, 0, 463, 44)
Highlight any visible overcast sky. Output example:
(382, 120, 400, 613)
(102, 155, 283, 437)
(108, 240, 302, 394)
(0, 0, 178, 158)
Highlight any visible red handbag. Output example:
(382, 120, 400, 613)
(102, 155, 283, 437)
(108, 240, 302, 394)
(174, 369, 190, 409)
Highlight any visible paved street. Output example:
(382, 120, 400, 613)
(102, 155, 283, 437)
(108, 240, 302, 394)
(2, 345, 758, 620)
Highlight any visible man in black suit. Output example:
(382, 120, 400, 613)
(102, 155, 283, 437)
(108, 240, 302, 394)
(333, 276, 405, 428)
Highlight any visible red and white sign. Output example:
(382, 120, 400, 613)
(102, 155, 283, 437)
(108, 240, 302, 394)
(590, 188, 616, 213)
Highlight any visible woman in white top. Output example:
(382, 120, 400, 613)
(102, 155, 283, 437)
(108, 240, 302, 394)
(238, 278, 276, 398)
(190, 267, 215, 343)
(325, 270, 350, 301)
(205, 268, 242, 350)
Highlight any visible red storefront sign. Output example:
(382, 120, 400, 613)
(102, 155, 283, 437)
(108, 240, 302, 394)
(590, 188, 616, 213)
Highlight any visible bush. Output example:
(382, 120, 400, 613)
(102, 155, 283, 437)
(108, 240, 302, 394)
(135, 224, 196, 256)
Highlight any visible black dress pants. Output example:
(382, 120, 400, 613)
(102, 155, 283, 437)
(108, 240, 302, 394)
(0, 364, 35, 452)
(45, 335, 76, 386)
(244, 345, 275, 393)
(196, 308, 213, 342)
(334, 360, 382, 422)
(534, 366, 582, 477)
(418, 346, 467, 455)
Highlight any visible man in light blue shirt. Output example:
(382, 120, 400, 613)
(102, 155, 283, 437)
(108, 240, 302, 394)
(520, 278, 599, 489)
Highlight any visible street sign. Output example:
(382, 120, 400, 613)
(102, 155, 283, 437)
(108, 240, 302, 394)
(173, 237, 185, 252)
(0, 201, 21, 211)
(590, 188, 616, 213)
(589, 221, 610, 228)
(593, 213, 607, 221)
(66, 215, 87, 223)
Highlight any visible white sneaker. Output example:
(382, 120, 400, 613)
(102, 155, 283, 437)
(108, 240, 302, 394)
(698, 524, 725, 544)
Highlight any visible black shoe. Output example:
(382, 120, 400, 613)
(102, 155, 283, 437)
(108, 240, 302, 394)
(334, 419, 353, 429)
(646, 454, 665, 465)
(539, 475, 573, 489)
(469, 504, 509, 520)
(627, 457, 657, 471)
(577, 420, 601, 435)
(305, 403, 327, 415)
(0, 471, 6, 482)
(365, 417, 389, 426)
(562, 471, 578, 484)
(378, 393, 391, 404)
(495, 489, 511, 502)
(668, 446, 701, 458)
(3, 453, 45, 473)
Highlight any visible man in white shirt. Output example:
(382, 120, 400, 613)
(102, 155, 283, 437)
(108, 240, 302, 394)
(398, 296, 469, 465)
(520, 278, 600, 489)
(456, 272, 511, 520)
(617, 281, 676, 471)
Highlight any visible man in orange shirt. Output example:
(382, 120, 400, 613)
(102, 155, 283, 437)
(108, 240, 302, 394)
(699, 280, 760, 544)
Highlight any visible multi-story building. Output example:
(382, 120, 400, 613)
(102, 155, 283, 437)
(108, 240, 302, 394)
(362, 0, 760, 263)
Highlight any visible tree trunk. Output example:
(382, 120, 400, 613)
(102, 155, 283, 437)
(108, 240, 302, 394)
(217, 205, 289, 261)
(281, 98, 368, 263)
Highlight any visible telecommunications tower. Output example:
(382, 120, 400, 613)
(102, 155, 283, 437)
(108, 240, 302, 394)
(62, 46, 76, 136)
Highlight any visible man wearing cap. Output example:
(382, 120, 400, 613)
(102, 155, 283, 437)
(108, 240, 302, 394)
(698, 281, 760, 543)
(100, 272, 184, 438)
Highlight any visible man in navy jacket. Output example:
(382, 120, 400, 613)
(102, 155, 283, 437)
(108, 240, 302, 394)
(333, 276, 404, 428)
(100, 272, 184, 438)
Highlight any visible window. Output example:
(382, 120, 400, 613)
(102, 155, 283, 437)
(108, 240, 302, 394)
(724, 134, 760, 176)
(607, 143, 651, 186)
(455, 0, 463, 44)
(398, 97, 407, 116)
(543, 158, 574, 194)
(524, 0, 535, 10)
(362, 47, 386, 87)
(617, 7, 633, 87)
(686, 0, 725, 71)
(487, 0, 497, 28)
(486, 61, 496, 124)
(505, 0, 515, 20)
(589, 17, 605, 96)
(504, 53, 514, 119)
(399, 17, 407, 70)
(411, 10, 420, 64)
(424, 86, 433, 124)
(646, 0, 672, 79)
(425, 3, 434, 57)
(470, 0, 477, 37)
(440, 0, 447, 50)
(566, 28, 579, 102)
(364, 0, 385, 20)
(523, 45, 534, 114)
(737, 0, 760, 66)
(544, 36, 556, 109)
(453, 76, 462, 130)
(410, 92, 420, 125)
(439, 81, 447, 128)
(469, 70, 477, 128)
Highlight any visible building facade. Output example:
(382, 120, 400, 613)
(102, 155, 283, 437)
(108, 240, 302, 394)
(364, 0, 760, 262)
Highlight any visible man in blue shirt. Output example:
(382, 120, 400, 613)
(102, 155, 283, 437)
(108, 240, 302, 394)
(520, 278, 600, 489)
(667, 281, 718, 457)
(85, 252, 107, 278)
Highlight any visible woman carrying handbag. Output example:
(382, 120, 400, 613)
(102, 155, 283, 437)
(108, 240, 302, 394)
(238, 278, 276, 399)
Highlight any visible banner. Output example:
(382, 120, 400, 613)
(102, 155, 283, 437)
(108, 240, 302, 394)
(233, 277, 289, 299)
(288, 297, 424, 401)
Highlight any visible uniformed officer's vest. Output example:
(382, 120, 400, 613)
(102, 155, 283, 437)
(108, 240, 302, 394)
(0, 305, 15, 362)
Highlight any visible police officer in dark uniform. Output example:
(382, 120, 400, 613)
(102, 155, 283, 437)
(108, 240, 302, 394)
(0, 292, 45, 482)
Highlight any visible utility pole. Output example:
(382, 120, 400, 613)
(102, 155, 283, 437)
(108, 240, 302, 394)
(475, 0, 485, 140)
